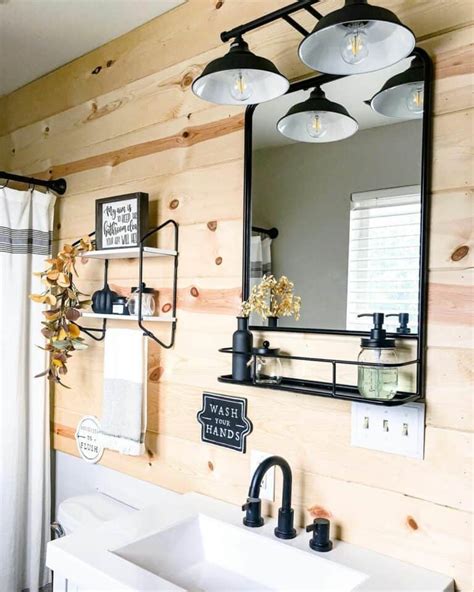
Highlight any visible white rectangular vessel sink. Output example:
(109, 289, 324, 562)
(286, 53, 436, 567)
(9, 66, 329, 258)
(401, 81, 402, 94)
(113, 514, 367, 591)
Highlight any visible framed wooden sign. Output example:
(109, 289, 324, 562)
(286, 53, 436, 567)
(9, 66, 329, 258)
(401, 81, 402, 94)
(197, 392, 253, 453)
(95, 192, 149, 250)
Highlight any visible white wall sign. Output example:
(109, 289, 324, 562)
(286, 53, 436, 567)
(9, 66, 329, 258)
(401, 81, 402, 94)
(75, 416, 104, 464)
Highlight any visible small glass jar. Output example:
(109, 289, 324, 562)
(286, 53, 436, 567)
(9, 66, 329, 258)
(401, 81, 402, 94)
(357, 346, 398, 400)
(127, 283, 156, 317)
(252, 341, 282, 385)
(112, 296, 129, 316)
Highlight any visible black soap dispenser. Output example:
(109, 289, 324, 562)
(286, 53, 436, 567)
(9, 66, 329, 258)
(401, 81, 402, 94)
(387, 312, 411, 334)
(357, 313, 398, 400)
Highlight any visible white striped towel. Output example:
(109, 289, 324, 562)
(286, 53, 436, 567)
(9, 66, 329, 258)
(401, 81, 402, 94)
(100, 328, 148, 456)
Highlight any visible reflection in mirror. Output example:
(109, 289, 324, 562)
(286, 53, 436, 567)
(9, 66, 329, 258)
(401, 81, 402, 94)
(249, 56, 425, 335)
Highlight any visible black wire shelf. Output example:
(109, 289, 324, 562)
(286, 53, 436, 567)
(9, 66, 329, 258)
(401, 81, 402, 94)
(73, 220, 179, 348)
(218, 347, 422, 406)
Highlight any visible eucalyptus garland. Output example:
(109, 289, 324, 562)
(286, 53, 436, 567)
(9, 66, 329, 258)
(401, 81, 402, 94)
(30, 235, 93, 387)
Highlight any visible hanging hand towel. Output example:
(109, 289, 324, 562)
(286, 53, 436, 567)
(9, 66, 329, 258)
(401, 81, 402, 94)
(100, 328, 148, 455)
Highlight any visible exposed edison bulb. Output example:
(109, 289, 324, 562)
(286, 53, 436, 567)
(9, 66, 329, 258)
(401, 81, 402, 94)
(406, 85, 424, 114)
(306, 112, 327, 139)
(340, 24, 369, 65)
(230, 70, 252, 102)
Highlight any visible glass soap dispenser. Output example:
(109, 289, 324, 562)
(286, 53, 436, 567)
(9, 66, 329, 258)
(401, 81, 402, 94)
(357, 313, 398, 400)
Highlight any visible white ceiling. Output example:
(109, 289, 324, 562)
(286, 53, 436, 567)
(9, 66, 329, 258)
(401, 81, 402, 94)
(253, 57, 414, 149)
(0, 0, 184, 96)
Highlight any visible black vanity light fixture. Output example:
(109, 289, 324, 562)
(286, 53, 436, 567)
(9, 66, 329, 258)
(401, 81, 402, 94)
(192, 0, 416, 107)
(277, 85, 358, 143)
(191, 37, 289, 105)
(299, 0, 416, 75)
(366, 55, 424, 118)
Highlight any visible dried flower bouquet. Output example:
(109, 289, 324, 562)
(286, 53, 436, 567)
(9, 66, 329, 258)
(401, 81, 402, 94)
(241, 274, 301, 321)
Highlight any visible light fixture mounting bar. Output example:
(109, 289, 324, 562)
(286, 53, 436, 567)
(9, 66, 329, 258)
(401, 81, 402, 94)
(282, 14, 310, 38)
(303, 4, 323, 19)
(220, 0, 321, 43)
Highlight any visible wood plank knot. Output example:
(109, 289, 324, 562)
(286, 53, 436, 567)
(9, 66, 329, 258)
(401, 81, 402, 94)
(451, 245, 469, 261)
(149, 366, 164, 383)
(308, 505, 333, 520)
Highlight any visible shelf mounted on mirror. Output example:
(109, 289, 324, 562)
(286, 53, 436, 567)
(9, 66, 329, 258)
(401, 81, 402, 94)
(218, 346, 423, 407)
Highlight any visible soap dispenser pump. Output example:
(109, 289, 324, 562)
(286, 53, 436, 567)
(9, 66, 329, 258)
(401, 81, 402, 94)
(386, 312, 411, 334)
(357, 313, 398, 400)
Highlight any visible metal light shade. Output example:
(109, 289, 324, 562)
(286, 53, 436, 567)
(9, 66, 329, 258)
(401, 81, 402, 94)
(277, 87, 358, 143)
(367, 56, 425, 118)
(299, 0, 416, 75)
(192, 38, 289, 105)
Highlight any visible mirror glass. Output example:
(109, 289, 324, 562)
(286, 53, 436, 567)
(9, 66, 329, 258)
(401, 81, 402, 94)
(248, 56, 426, 335)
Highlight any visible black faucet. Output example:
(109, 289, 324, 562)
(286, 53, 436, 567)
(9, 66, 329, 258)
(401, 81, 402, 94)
(242, 455, 296, 540)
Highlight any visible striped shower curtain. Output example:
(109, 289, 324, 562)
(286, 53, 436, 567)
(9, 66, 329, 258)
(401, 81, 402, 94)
(249, 234, 272, 325)
(0, 187, 55, 591)
(250, 234, 272, 282)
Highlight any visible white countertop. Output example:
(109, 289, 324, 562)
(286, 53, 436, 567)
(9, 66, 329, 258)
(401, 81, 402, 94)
(47, 489, 454, 592)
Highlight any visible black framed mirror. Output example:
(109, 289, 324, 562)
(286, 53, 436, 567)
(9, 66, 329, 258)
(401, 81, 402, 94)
(242, 48, 432, 348)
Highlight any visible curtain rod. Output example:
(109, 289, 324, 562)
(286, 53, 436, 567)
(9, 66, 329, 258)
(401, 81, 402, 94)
(252, 226, 279, 239)
(0, 171, 67, 195)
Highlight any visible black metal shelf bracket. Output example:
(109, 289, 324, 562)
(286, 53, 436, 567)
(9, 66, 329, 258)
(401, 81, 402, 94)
(218, 347, 423, 407)
(73, 255, 108, 341)
(71, 222, 179, 348)
(77, 318, 108, 342)
(138, 219, 179, 349)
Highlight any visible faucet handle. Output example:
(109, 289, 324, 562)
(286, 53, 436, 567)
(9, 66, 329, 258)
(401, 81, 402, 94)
(242, 496, 264, 528)
(306, 518, 333, 552)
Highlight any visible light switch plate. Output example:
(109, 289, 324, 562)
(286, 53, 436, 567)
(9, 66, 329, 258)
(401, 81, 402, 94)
(250, 450, 275, 501)
(351, 402, 425, 459)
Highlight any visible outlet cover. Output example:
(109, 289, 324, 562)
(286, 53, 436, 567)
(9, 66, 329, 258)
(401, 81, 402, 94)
(351, 402, 425, 459)
(250, 450, 275, 501)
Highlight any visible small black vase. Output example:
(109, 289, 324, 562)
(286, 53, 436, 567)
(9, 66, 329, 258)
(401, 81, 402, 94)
(232, 317, 253, 382)
(268, 316, 278, 328)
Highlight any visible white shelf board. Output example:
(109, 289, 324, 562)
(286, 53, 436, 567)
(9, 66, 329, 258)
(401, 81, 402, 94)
(83, 246, 177, 260)
(81, 312, 176, 322)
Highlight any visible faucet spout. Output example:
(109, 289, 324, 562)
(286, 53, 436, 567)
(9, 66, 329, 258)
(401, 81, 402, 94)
(242, 455, 296, 540)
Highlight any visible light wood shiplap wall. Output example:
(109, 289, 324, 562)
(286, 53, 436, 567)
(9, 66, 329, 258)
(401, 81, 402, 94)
(1, 1, 472, 588)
